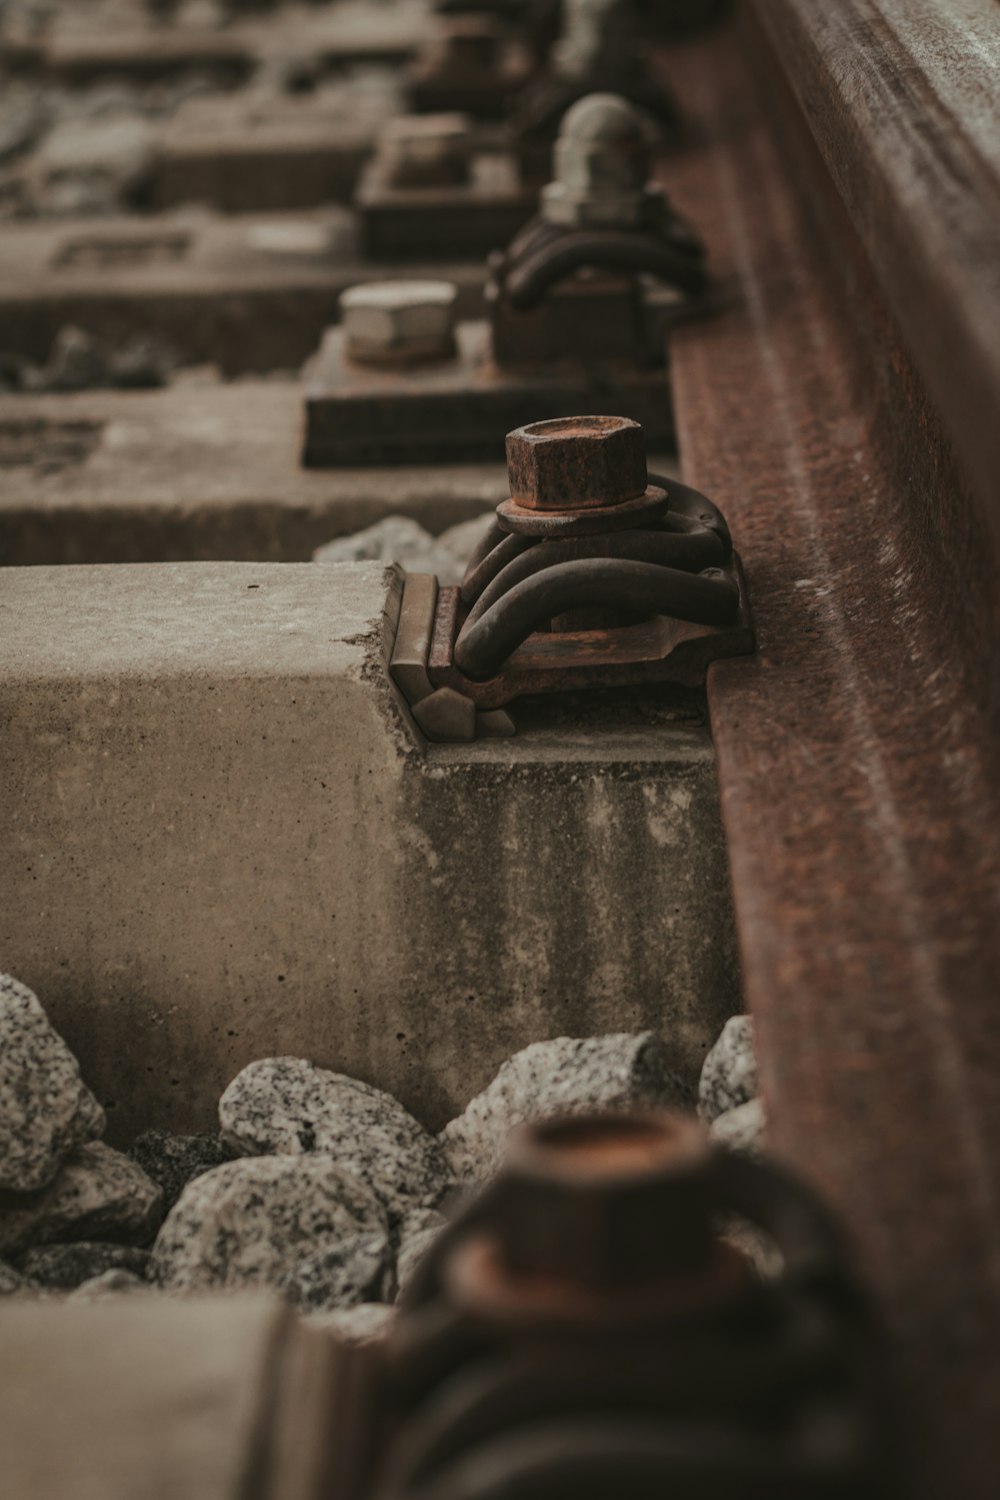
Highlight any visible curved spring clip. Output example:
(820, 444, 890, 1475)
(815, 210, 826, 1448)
(382, 1413, 873, 1500)
(381, 1145, 896, 1500)
(463, 529, 723, 620)
(500, 215, 706, 310)
(651, 475, 733, 559)
(454, 557, 738, 680)
(453, 478, 736, 681)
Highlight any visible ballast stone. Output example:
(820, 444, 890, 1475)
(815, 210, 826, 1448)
(0, 973, 105, 1193)
(0, 1260, 33, 1296)
(439, 1032, 688, 1185)
(280, 1230, 390, 1314)
(129, 1128, 235, 1213)
(23, 327, 181, 394)
(15, 1241, 151, 1291)
(395, 1206, 447, 1298)
(35, 115, 154, 203)
(314, 515, 440, 569)
(219, 1058, 450, 1223)
(150, 1154, 386, 1295)
(313, 511, 495, 586)
(309, 1302, 395, 1344)
(698, 1015, 757, 1123)
(69, 1269, 147, 1301)
(711, 1096, 766, 1156)
(0, 1141, 163, 1257)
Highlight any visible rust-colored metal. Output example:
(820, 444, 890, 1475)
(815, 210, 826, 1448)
(351, 1112, 906, 1499)
(498, 217, 707, 312)
(407, 16, 535, 119)
(305, 95, 704, 469)
(355, 112, 536, 264)
(505, 415, 647, 511)
(452, 558, 739, 680)
(426, 566, 751, 708)
(408, 420, 753, 716)
(754, 0, 1000, 576)
(496, 485, 670, 535)
(430, 577, 730, 702)
(658, 15, 1000, 1500)
(389, 573, 439, 706)
(488, 212, 707, 368)
(356, 150, 535, 265)
(301, 321, 677, 467)
(442, 1115, 752, 1329)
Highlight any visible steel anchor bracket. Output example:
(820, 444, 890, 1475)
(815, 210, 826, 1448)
(303, 94, 711, 469)
(405, 15, 537, 120)
(326, 1113, 908, 1499)
(387, 415, 754, 744)
(355, 112, 536, 264)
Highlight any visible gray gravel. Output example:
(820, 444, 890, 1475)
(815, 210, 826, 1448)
(0, 1140, 163, 1257)
(395, 1206, 447, 1299)
(0, 974, 105, 1193)
(150, 1154, 386, 1295)
(0, 1259, 34, 1296)
(15, 1241, 151, 1290)
(129, 1128, 234, 1214)
(219, 1057, 450, 1224)
(69, 1268, 148, 1300)
(440, 1032, 688, 1185)
(710, 1096, 765, 1156)
(314, 512, 496, 586)
(14, 326, 182, 394)
(280, 1229, 390, 1314)
(698, 1015, 756, 1123)
(307, 1302, 395, 1344)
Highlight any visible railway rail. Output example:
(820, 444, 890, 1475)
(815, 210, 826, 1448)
(656, 10, 1000, 1495)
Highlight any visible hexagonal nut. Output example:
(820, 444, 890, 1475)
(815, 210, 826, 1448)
(380, 112, 471, 188)
(431, 16, 501, 68)
(383, 112, 471, 156)
(493, 1113, 715, 1286)
(505, 415, 647, 511)
(341, 280, 458, 365)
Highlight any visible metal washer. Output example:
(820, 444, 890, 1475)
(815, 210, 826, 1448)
(496, 483, 671, 537)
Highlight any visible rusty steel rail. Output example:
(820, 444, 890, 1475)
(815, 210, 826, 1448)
(657, 11, 1000, 1498)
(754, 0, 1000, 565)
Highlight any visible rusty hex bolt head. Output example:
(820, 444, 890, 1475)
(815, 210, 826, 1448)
(492, 1113, 716, 1287)
(506, 415, 648, 511)
(380, 112, 471, 188)
(431, 15, 501, 68)
(341, 279, 458, 365)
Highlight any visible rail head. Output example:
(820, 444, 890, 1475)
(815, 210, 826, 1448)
(752, 0, 1000, 570)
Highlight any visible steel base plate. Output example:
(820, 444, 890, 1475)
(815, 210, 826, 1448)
(425, 555, 753, 710)
(357, 152, 535, 261)
(302, 320, 676, 468)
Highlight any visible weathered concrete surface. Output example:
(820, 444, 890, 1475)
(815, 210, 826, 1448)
(0, 384, 509, 564)
(0, 1294, 339, 1500)
(0, 209, 486, 374)
(152, 80, 403, 213)
(0, 562, 740, 1140)
(37, 0, 428, 78)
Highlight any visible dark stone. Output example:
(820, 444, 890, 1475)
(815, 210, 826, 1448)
(129, 1129, 235, 1213)
(15, 1241, 151, 1290)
